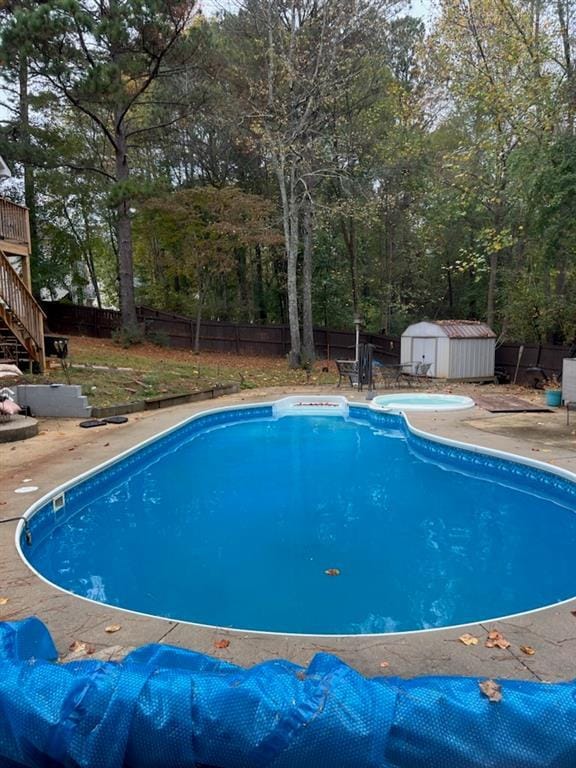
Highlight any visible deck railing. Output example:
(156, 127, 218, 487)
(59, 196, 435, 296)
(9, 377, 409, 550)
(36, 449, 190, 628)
(0, 248, 45, 369)
(0, 198, 30, 246)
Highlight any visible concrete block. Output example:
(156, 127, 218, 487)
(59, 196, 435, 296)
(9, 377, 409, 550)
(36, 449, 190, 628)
(14, 385, 92, 418)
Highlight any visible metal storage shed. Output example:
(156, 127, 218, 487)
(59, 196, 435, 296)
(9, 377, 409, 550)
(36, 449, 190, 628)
(401, 320, 496, 380)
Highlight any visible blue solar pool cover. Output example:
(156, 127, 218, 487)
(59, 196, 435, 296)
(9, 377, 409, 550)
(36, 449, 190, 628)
(1, 618, 575, 767)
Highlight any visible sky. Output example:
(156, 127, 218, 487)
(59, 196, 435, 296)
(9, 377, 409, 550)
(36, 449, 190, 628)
(201, 0, 433, 20)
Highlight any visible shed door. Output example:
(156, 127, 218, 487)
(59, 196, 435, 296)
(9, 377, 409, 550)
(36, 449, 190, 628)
(411, 337, 437, 376)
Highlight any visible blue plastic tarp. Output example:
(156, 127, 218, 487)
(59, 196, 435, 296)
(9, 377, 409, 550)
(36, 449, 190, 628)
(0, 618, 574, 767)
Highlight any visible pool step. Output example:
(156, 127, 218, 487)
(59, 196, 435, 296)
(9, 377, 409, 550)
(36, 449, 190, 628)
(272, 395, 349, 418)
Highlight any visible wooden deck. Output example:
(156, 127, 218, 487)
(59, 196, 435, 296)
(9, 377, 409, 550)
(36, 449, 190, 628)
(0, 197, 45, 370)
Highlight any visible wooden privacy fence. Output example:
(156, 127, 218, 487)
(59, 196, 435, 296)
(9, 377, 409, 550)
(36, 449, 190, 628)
(494, 342, 572, 384)
(41, 302, 400, 362)
(41, 302, 574, 378)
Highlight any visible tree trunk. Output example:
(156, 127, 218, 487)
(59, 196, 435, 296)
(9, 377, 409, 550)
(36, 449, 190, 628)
(446, 261, 453, 311)
(486, 252, 498, 328)
(302, 198, 315, 363)
(114, 122, 138, 331)
(19, 55, 38, 291)
(557, 0, 575, 133)
(276, 157, 301, 367)
(254, 244, 267, 322)
(340, 216, 358, 315)
(81, 214, 102, 309)
(194, 271, 204, 354)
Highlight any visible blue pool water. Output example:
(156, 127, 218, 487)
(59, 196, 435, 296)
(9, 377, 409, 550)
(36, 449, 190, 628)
(23, 406, 576, 634)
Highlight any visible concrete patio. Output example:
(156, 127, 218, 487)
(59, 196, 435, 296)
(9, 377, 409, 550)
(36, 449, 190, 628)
(1, 385, 576, 682)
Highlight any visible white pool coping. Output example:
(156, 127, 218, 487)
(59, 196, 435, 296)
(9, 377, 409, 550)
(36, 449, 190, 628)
(14, 396, 576, 639)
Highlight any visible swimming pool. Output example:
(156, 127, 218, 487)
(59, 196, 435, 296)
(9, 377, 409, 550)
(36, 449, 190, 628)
(19, 399, 576, 635)
(371, 393, 475, 412)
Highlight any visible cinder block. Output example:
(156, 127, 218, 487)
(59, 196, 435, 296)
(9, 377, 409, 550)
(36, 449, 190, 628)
(13, 385, 92, 418)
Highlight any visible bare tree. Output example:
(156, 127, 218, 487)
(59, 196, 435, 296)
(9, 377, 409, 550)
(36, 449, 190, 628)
(232, 0, 395, 366)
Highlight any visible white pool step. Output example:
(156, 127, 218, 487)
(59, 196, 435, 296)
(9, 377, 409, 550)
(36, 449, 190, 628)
(272, 395, 349, 418)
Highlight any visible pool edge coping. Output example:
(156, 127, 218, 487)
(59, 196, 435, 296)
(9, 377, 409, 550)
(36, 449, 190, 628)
(13, 396, 576, 641)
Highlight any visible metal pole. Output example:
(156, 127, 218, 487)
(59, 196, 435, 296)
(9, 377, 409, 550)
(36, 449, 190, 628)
(354, 315, 364, 362)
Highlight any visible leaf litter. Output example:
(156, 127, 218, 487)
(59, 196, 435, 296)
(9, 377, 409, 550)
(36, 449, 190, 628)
(479, 679, 502, 702)
(458, 633, 478, 646)
(485, 629, 511, 649)
(68, 640, 95, 656)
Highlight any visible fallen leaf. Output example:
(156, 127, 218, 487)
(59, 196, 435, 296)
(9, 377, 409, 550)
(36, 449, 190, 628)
(479, 679, 502, 702)
(379, 661, 390, 668)
(0, 597, 8, 605)
(458, 633, 478, 646)
(324, 568, 341, 576)
(0, 501, 7, 506)
(104, 442, 110, 447)
(214, 639, 230, 649)
(571, 610, 576, 618)
(485, 630, 511, 649)
(520, 645, 536, 656)
(104, 624, 121, 633)
(68, 640, 95, 655)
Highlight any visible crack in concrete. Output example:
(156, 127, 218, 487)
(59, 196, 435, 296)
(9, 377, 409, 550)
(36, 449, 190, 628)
(156, 622, 179, 644)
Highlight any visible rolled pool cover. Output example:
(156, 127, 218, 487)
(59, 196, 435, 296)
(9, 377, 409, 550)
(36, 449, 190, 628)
(0, 618, 574, 767)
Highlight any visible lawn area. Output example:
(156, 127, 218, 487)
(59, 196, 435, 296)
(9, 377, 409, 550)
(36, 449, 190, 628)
(28, 336, 339, 407)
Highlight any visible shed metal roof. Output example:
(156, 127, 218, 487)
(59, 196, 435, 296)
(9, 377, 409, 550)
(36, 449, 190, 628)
(403, 320, 496, 339)
(430, 320, 496, 338)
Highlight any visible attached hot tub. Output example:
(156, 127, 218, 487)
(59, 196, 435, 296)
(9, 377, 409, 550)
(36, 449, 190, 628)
(370, 393, 475, 412)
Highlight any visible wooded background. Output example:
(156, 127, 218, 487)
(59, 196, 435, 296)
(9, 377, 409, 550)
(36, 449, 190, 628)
(42, 301, 571, 384)
(2, 0, 576, 367)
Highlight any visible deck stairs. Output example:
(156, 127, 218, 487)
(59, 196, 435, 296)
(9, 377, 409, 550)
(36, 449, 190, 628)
(0, 245, 45, 371)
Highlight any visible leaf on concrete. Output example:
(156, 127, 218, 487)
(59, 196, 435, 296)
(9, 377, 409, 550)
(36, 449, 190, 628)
(324, 568, 341, 576)
(379, 661, 390, 668)
(479, 679, 502, 702)
(485, 629, 510, 649)
(214, 639, 230, 649)
(458, 633, 478, 646)
(68, 640, 95, 655)
(520, 645, 536, 656)
(104, 624, 121, 634)
(0, 597, 9, 605)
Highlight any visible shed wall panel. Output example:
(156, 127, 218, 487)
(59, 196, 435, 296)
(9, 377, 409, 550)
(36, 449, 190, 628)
(436, 337, 451, 377)
(448, 339, 495, 378)
(400, 337, 413, 365)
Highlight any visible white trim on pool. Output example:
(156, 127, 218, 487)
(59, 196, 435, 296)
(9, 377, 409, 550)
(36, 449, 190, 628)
(14, 395, 576, 638)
